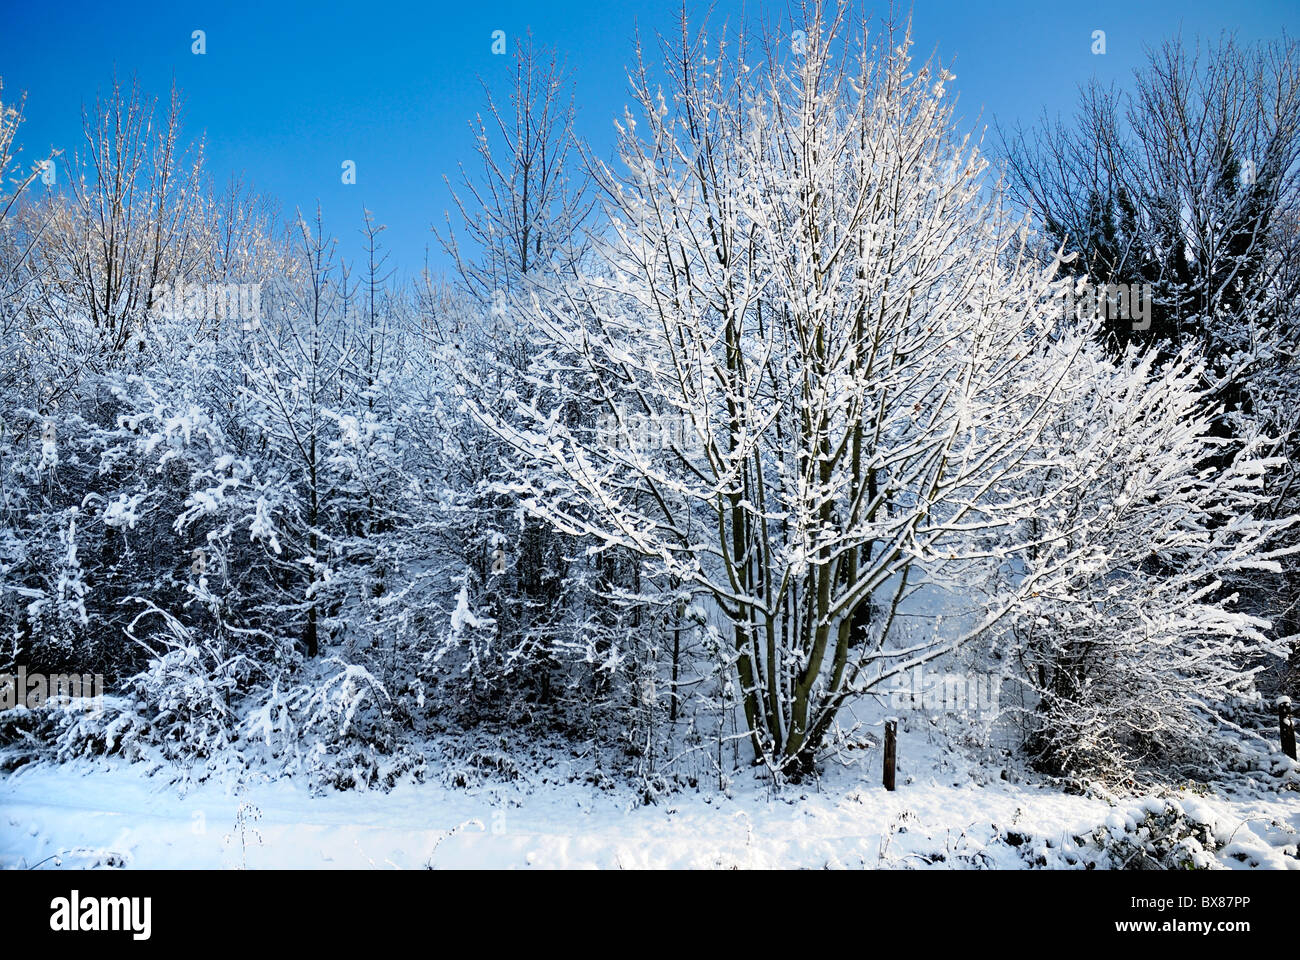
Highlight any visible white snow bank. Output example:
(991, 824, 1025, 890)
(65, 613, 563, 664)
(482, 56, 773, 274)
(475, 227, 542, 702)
(2, 753, 1295, 869)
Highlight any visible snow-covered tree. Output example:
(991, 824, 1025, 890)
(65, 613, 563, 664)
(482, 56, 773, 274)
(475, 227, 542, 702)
(1002, 33, 1300, 705)
(434, 33, 614, 717)
(465, 8, 1067, 774)
(1002, 35, 1300, 358)
(33, 76, 208, 359)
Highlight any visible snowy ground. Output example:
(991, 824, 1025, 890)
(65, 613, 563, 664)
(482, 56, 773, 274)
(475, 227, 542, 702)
(3, 730, 1297, 869)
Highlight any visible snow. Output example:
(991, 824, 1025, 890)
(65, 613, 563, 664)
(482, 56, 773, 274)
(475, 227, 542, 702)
(449, 583, 481, 634)
(3, 738, 1295, 870)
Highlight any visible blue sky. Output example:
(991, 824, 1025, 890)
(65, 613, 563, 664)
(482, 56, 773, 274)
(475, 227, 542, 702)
(3, 0, 1298, 278)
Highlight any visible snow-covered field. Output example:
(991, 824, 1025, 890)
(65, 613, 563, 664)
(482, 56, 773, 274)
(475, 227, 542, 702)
(4, 740, 1296, 870)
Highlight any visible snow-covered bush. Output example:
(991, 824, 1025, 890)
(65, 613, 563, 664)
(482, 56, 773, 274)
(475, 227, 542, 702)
(1076, 801, 1221, 870)
(295, 659, 390, 741)
(45, 696, 154, 763)
(243, 658, 396, 789)
(65, 602, 251, 761)
(992, 343, 1295, 780)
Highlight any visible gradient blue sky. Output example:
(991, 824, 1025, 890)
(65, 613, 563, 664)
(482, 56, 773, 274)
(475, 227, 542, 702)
(3, 0, 1298, 278)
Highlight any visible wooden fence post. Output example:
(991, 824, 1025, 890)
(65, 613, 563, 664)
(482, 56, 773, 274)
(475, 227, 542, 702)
(1281, 698, 1297, 761)
(883, 719, 897, 791)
